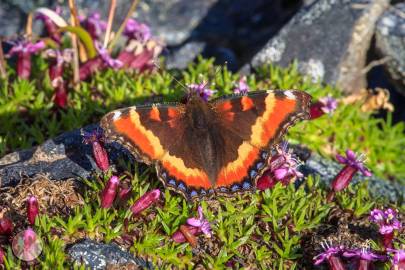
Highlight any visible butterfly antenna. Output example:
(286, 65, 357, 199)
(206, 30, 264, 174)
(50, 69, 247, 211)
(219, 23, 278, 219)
(152, 60, 188, 93)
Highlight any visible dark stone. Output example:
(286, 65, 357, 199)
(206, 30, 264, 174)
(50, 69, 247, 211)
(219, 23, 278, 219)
(0, 124, 131, 188)
(375, 3, 405, 96)
(67, 239, 153, 270)
(250, 0, 390, 93)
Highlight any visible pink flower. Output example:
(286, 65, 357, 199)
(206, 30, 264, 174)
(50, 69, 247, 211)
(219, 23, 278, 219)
(130, 189, 160, 215)
(6, 39, 46, 79)
(310, 96, 338, 119)
(83, 129, 110, 172)
(343, 247, 386, 270)
(233, 76, 250, 94)
(27, 196, 39, 225)
(79, 12, 107, 40)
(313, 241, 346, 270)
(370, 208, 402, 235)
(187, 82, 217, 102)
(124, 19, 151, 43)
(331, 150, 372, 192)
(187, 206, 212, 238)
(0, 217, 14, 235)
(100, 176, 120, 208)
(369, 208, 402, 249)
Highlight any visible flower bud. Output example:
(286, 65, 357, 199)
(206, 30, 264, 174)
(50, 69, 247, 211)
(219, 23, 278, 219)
(0, 217, 14, 235)
(101, 176, 119, 208)
(130, 189, 160, 215)
(27, 196, 39, 225)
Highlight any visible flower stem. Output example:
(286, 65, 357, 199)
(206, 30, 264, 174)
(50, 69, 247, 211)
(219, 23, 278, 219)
(108, 0, 140, 52)
(328, 256, 346, 270)
(104, 0, 117, 48)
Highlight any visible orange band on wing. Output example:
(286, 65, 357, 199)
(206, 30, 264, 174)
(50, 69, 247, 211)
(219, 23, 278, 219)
(114, 110, 165, 159)
(216, 142, 260, 186)
(241, 96, 254, 111)
(149, 107, 161, 122)
(162, 153, 211, 188)
(250, 94, 296, 147)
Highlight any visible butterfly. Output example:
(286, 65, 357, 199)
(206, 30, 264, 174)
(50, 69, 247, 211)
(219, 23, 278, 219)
(100, 90, 311, 200)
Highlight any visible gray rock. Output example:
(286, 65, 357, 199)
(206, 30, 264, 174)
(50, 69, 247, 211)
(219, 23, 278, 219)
(251, 0, 390, 93)
(0, 124, 130, 188)
(164, 42, 206, 70)
(67, 239, 153, 270)
(375, 3, 405, 96)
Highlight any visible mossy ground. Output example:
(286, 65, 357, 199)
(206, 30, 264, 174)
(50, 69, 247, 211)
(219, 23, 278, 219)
(0, 57, 404, 269)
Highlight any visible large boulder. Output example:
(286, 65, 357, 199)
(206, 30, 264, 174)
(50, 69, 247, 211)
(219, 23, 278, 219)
(250, 0, 390, 93)
(375, 3, 405, 96)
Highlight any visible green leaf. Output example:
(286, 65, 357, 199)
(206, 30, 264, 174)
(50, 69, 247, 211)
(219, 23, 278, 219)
(59, 26, 97, 58)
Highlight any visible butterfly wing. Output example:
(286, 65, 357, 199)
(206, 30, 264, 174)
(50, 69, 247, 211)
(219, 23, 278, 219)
(100, 103, 213, 198)
(210, 90, 311, 193)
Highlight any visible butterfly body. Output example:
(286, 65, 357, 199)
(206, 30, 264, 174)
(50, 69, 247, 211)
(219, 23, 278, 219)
(101, 90, 311, 200)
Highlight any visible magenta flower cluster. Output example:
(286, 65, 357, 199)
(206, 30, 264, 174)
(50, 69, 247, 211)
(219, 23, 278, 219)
(257, 142, 303, 190)
(370, 208, 402, 235)
(187, 81, 217, 102)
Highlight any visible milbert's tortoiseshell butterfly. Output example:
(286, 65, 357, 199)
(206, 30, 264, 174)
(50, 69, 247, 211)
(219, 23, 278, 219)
(100, 89, 311, 200)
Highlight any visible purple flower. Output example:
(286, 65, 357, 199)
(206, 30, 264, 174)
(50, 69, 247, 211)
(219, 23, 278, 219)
(187, 81, 217, 102)
(83, 128, 110, 171)
(319, 96, 338, 114)
(369, 208, 402, 235)
(6, 40, 46, 57)
(310, 96, 338, 119)
(233, 76, 250, 94)
(79, 12, 107, 40)
(187, 206, 212, 238)
(44, 49, 73, 68)
(6, 39, 46, 79)
(313, 241, 345, 267)
(95, 42, 123, 69)
(336, 150, 372, 177)
(124, 18, 152, 43)
(330, 150, 372, 193)
(257, 142, 303, 191)
(343, 247, 386, 262)
(387, 248, 405, 270)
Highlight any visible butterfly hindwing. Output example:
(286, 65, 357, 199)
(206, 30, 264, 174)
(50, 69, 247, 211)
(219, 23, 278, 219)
(211, 90, 311, 192)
